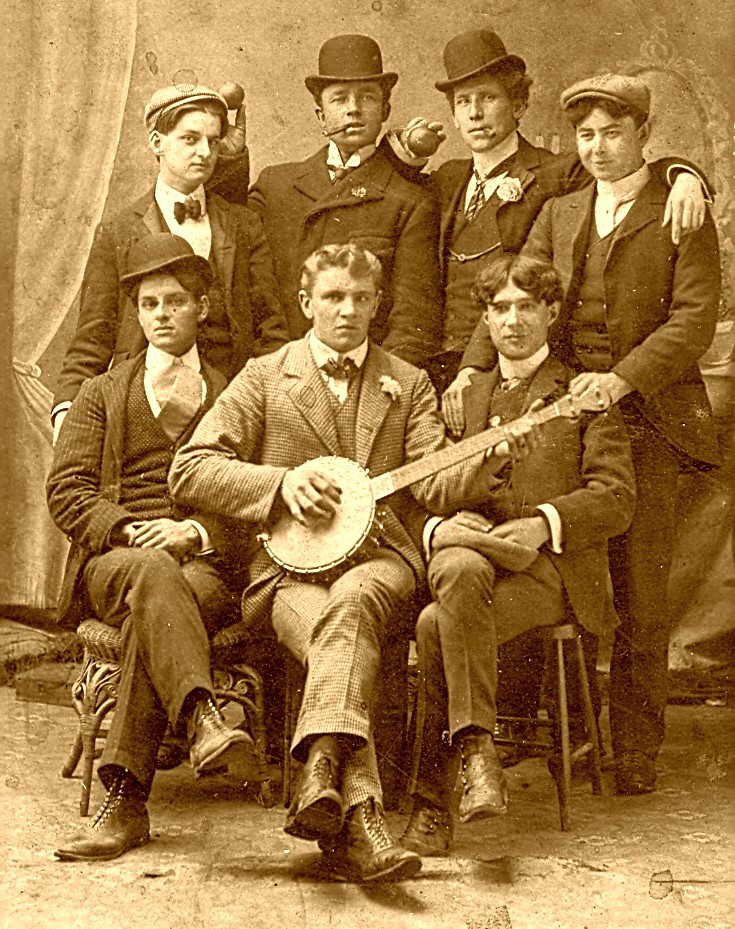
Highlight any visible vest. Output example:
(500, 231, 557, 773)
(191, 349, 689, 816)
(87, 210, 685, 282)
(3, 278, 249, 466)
(443, 196, 505, 353)
(476, 379, 530, 524)
(119, 368, 177, 519)
(570, 220, 615, 373)
(325, 373, 362, 460)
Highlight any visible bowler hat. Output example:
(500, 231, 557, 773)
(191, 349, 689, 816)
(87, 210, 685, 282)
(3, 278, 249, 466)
(121, 234, 214, 294)
(561, 73, 650, 118)
(304, 34, 398, 98)
(144, 83, 228, 132)
(435, 29, 526, 92)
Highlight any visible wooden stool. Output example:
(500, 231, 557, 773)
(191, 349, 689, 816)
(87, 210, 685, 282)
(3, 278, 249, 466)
(494, 623, 603, 831)
(62, 618, 272, 816)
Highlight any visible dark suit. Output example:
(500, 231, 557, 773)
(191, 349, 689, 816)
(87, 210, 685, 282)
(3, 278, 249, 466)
(520, 176, 721, 758)
(53, 189, 289, 409)
(47, 353, 244, 795)
(248, 145, 443, 366)
(410, 355, 636, 808)
(170, 337, 503, 809)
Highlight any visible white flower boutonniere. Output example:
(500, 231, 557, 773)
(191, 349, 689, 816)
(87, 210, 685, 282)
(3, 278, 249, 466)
(379, 375, 401, 401)
(496, 177, 524, 203)
(351, 185, 367, 199)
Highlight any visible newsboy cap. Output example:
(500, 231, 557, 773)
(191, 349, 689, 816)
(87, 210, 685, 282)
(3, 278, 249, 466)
(560, 73, 650, 118)
(120, 234, 214, 294)
(144, 83, 228, 132)
(435, 29, 526, 92)
(304, 34, 398, 97)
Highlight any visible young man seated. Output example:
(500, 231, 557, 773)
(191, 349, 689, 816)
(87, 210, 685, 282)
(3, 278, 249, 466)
(169, 243, 510, 882)
(399, 254, 636, 857)
(48, 234, 252, 862)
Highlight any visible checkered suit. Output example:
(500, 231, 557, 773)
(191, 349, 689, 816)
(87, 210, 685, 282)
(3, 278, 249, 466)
(170, 337, 498, 807)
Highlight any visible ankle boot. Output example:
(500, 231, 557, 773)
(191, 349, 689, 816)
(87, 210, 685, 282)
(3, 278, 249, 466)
(458, 732, 508, 823)
(187, 695, 253, 776)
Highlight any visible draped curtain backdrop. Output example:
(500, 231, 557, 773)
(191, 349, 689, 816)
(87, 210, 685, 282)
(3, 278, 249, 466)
(1, 0, 136, 607)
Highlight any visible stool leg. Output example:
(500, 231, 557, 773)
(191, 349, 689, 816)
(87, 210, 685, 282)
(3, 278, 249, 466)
(575, 636, 603, 795)
(556, 638, 572, 831)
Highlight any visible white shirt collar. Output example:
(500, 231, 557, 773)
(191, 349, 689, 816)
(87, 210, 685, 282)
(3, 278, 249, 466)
(497, 343, 549, 382)
(596, 162, 650, 205)
(308, 329, 369, 369)
(145, 342, 201, 374)
(472, 130, 520, 178)
(155, 176, 207, 214)
(326, 139, 377, 171)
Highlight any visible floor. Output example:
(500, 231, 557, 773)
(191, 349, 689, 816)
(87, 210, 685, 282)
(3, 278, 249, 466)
(0, 685, 733, 929)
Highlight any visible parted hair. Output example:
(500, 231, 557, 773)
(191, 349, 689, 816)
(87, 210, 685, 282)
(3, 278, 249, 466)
(300, 242, 383, 294)
(153, 101, 228, 138)
(472, 253, 564, 308)
(565, 97, 648, 130)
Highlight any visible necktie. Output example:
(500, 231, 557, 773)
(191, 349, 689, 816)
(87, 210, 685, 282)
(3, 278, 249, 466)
(331, 165, 357, 184)
(320, 356, 359, 381)
(464, 169, 487, 222)
(152, 360, 204, 441)
(173, 197, 202, 224)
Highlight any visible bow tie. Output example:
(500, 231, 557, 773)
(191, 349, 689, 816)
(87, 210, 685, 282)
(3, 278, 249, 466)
(173, 197, 203, 224)
(320, 356, 359, 380)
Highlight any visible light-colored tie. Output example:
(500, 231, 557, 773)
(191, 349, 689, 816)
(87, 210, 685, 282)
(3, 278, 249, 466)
(152, 359, 203, 441)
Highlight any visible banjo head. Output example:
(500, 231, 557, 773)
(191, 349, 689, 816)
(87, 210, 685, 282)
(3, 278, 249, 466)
(262, 456, 376, 577)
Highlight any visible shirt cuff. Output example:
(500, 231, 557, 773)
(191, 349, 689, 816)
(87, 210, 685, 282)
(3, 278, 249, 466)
(51, 401, 72, 422)
(666, 163, 713, 204)
(536, 504, 563, 554)
(423, 516, 444, 560)
(184, 519, 214, 555)
(385, 129, 428, 167)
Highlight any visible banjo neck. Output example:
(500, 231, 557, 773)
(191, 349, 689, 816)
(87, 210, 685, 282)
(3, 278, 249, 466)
(369, 393, 583, 500)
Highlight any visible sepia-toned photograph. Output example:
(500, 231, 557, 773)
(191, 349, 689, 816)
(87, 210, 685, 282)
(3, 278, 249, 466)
(1, 1, 733, 926)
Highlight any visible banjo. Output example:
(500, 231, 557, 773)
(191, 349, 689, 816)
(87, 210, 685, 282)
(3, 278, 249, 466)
(259, 392, 598, 580)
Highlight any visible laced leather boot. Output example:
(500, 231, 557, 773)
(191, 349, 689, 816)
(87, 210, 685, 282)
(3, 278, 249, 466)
(284, 735, 344, 842)
(321, 798, 422, 882)
(187, 694, 253, 776)
(458, 731, 508, 823)
(400, 798, 453, 857)
(55, 769, 150, 861)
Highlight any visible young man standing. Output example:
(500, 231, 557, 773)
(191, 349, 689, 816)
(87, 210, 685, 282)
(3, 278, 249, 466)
(247, 34, 443, 367)
(390, 29, 709, 402)
(170, 243, 506, 882)
(400, 254, 635, 856)
(52, 83, 288, 442)
(522, 75, 720, 794)
(48, 234, 253, 862)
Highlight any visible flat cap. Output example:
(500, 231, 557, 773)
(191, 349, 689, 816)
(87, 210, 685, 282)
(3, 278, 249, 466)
(121, 233, 214, 293)
(144, 83, 228, 132)
(560, 73, 650, 118)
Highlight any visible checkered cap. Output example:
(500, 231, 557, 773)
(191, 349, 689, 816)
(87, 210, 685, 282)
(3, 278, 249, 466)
(561, 73, 650, 118)
(144, 83, 228, 131)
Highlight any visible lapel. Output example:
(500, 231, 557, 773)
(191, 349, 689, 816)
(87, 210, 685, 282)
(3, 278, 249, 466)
(440, 160, 474, 243)
(605, 175, 666, 266)
(521, 355, 570, 412)
(282, 339, 342, 456)
(99, 354, 146, 495)
(462, 368, 501, 437)
(132, 188, 167, 235)
(553, 184, 596, 291)
(295, 146, 390, 223)
(497, 136, 546, 208)
(206, 193, 236, 292)
(354, 345, 394, 467)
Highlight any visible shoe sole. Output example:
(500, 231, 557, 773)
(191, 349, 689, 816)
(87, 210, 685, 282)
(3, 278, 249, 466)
(363, 855, 423, 883)
(54, 831, 150, 862)
(193, 732, 254, 777)
(459, 801, 508, 824)
(398, 837, 450, 858)
(284, 793, 344, 842)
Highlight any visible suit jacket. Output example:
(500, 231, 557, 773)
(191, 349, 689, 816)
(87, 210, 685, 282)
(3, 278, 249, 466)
(522, 175, 721, 466)
(248, 145, 443, 366)
(169, 338, 506, 602)
(48, 353, 244, 627)
(462, 355, 636, 635)
(53, 188, 289, 408)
